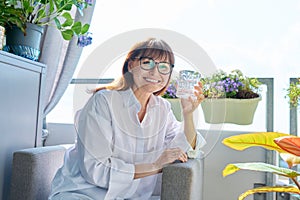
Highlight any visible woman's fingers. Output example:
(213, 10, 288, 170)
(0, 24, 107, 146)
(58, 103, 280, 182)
(194, 85, 203, 93)
(178, 152, 188, 162)
(169, 148, 187, 162)
(194, 91, 205, 102)
(194, 82, 205, 102)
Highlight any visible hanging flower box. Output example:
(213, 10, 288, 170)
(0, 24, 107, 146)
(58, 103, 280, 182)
(200, 69, 262, 125)
(201, 96, 261, 125)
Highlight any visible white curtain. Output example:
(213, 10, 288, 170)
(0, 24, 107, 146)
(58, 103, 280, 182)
(38, 3, 96, 146)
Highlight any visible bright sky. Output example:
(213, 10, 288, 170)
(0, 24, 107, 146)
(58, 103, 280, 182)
(48, 0, 300, 133)
(81, 0, 300, 79)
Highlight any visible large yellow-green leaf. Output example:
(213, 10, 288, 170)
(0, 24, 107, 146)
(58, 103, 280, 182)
(223, 162, 300, 178)
(275, 136, 300, 156)
(222, 132, 290, 152)
(238, 186, 300, 200)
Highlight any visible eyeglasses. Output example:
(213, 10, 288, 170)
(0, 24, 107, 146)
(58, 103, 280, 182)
(138, 57, 173, 75)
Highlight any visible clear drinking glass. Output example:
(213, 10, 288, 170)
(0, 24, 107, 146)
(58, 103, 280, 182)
(176, 70, 201, 99)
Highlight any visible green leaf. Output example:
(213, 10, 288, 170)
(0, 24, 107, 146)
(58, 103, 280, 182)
(8, 18, 26, 33)
(62, 12, 73, 21)
(53, 0, 60, 8)
(27, 6, 34, 16)
(238, 186, 300, 200)
(223, 162, 300, 178)
(61, 19, 73, 27)
(23, 1, 30, 10)
(62, 2, 73, 11)
(71, 21, 81, 35)
(49, 0, 54, 14)
(81, 24, 90, 34)
(222, 132, 290, 153)
(37, 9, 46, 20)
(61, 29, 73, 40)
(40, 0, 48, 4)
(54, 18, 61, 29)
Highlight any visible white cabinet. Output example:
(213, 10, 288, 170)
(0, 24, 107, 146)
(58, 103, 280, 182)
(0, 51, 46, 199)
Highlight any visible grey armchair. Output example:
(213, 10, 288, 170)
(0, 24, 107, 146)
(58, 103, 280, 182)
(9, 145, 203, 200)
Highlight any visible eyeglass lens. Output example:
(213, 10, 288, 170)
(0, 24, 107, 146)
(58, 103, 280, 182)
(140, 57, 172, 75)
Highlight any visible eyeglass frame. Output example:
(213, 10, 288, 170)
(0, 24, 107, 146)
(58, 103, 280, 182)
(133, 57, 174, 75)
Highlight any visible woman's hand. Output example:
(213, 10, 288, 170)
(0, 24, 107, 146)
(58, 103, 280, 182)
(154, 148, 188, 170)
(181, 81, 205, 115)
(134, 148, 187, 179)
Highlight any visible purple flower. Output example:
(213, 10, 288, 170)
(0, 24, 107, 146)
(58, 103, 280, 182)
(85, 0, 93, 4)
(212, 77, 244, 97)
(202, 69, 261, 98)
(163, 82, 178, 98)
(77, 32, 93, 47)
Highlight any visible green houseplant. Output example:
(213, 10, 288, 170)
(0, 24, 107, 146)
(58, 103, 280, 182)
(200, 69, 262, 125)
(0, 0, 26, 49)
(0, 1, 26, 32)
(7, 0, 92, 41)
(2, 0, 92, 60)
(286, 78, 300, 108)
(222, 132, 300, 200)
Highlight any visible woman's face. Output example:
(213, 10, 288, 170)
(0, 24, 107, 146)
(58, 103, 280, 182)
(128, 56, 172, 94)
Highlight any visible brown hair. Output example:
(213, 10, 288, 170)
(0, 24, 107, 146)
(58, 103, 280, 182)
(94, 38, 175, 96)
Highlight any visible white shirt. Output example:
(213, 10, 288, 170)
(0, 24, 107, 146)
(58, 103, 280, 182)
(49, 88, 205, 200)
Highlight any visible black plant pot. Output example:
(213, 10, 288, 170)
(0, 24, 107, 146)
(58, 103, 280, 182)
(4, 23, 44, 61)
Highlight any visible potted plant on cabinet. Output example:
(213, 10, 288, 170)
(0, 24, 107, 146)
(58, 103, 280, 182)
(200, 69, 262, 125)
(3, 0, 93, 61)
(222, 132, 300, 200)
(161, 80, 183, 121)
(0, 1, 25, 50)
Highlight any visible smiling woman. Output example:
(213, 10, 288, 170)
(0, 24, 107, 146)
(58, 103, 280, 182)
(48, 38, 205, 199)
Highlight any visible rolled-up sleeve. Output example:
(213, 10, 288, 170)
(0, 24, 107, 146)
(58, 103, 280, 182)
(186, 130, 206, 158)
(75, 92, 135, 198)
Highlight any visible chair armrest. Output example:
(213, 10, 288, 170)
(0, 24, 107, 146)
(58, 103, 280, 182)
(161, 158, 204, 200)
(9, 145, 67, 200)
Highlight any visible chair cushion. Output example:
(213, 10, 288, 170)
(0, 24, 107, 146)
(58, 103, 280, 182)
(161, 159, 203, 200)
(9, 146, 67, 200)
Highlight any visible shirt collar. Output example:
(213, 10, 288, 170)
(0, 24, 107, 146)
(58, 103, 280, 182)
(148, 93, 160, 108)
(120, 88, 160, 109)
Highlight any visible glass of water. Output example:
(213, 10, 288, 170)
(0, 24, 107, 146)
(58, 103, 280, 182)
(176, 70, 201, 99)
